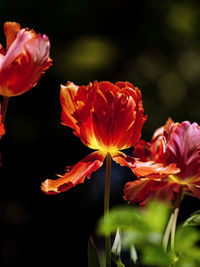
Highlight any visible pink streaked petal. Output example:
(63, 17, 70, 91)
(0, 29, 33, 70)
(166, 121, 200, 179)
(111, 151, 179, 178)
(24, 34, 50, 64)
(41, 151, 106, 194)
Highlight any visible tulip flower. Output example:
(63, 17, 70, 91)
(124, 119, 200, 255)
(0, 21, 52, 97)
(124, 119, 200, 205)
(41, 81, 147, 194)
(41, 80, 147, 266)
(0, 22, 52, 122)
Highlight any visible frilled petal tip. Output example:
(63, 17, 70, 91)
(124, 178, 179, 205)
(111, 151, 180, 178)
(132, 161, 180, 178)
(41, 151, 105, 194)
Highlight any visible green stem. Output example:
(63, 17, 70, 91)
(104, 152, 111, 267)
(163, 212, 174, 252)
(2, 96, 9, 124)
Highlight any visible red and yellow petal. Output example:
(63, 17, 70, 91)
(60, 81, 146, 152)
(41, 151, 106, 194)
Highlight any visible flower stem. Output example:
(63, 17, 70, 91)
(2, 96, 9, 124)
(163, 212, 174, 252)
(104, 152, 111, 267)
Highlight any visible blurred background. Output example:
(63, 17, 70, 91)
(0, 0, 200, 266)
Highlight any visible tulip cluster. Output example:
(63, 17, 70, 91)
(1, 20, 199, 267)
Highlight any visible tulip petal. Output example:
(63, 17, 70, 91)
(111, 151, 180, 178)
(4, 22, 21, 51)
(41, 151, 106, 194)
(124, 178, 179, 205)
(166, 121, 200, 179)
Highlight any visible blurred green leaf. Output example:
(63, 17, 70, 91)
(142, 245, 170, 266)
(183, 210, 200, 227)
(97, 201, 169, 237)
(97, 205, 148, 236)
(175, 226, 200, 266)
(142, 201, 170, 233)
(88, 237, 100, 267)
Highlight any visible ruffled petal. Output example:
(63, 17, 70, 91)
(41, 151, 106, 194)
(111, 151, 180, 178)
(124, 178, 179, 205)
(60, 82, 80, 134)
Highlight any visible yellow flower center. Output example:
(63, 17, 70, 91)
(168, 175, 191, 185)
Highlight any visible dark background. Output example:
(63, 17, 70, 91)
(0, 0, 200, 266)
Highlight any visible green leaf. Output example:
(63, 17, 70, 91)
(183, 210, 200, 227)
(88, 237, 100, 267)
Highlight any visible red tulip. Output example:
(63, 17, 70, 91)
(42, 81, 146, 194)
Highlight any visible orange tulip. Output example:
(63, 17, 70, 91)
(0, 22, 52, 97)
(42, 81, 146, 194)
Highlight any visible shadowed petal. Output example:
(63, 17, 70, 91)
(41, 151, 106, 194)
(124, 178, 179, 205)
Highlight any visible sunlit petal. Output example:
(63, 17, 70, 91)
(60, 81, 146, 152)
(111, 151, 179, 178)
(41, 151, 106, 194)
